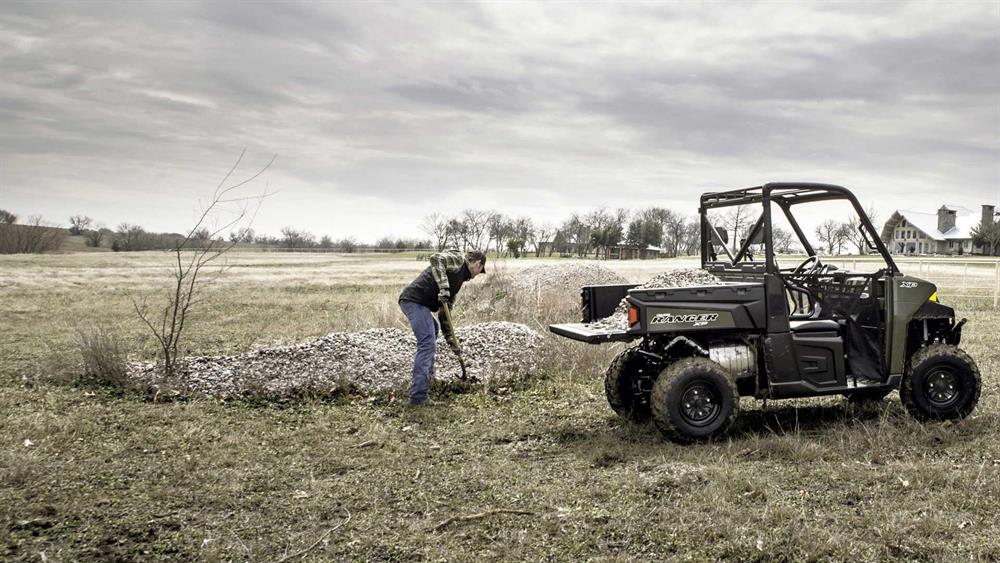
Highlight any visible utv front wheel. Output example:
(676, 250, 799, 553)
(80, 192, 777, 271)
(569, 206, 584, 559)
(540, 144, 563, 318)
(650, 357, 738, 443)
(901, 344, 981, 421)
(605, 347, 651, 423)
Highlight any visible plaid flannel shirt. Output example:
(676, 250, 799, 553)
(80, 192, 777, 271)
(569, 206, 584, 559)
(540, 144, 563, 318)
(430, 249, 467, 295)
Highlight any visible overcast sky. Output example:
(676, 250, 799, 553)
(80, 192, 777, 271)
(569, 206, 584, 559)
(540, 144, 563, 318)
(1, 1, 998, 240)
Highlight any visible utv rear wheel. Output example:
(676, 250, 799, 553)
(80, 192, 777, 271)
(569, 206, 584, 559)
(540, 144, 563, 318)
(650, 357, 738, 443)
(901, 344, 980, 421)
(605, 347, 652, 422)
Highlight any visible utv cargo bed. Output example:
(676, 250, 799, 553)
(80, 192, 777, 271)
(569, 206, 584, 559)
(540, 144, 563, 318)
(549, 322, 636, 344)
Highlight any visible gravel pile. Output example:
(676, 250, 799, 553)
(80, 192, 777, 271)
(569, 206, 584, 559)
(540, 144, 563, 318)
(129, 322, 543, 399)
(588, 268, 723, 331)
(514, 263, 628, 293)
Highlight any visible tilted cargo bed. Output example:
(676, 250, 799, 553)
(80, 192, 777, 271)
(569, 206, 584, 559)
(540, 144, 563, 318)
(549, 322, 637, 344)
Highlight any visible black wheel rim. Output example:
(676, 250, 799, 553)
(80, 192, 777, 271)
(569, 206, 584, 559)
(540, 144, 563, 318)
(924, 369, 960, 408)
(680, 383, 721, 427)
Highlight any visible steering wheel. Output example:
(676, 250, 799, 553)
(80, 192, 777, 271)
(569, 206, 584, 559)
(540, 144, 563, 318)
(782, 255, 822, 316)
(790, 255, 822, 278)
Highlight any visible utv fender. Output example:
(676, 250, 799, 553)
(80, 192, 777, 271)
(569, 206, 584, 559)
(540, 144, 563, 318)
(912, 300, 956, 320)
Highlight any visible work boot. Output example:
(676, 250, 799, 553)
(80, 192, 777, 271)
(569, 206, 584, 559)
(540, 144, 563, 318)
(408, 397, 432, 407)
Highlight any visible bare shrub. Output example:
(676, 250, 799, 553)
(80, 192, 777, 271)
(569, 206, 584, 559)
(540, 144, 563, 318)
(132, 150, 274, 376)
(75, 324, 129, 387)
(84, 225, 108, 248)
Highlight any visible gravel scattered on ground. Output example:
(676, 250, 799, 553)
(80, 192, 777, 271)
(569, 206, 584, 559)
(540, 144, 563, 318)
(587, 268, 723, 331)
(514, 263, 628, 293)
(129, 321, 543, 400)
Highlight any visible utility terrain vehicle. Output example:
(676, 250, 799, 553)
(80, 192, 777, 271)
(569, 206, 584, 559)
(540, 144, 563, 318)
(550, 183, 980, 442)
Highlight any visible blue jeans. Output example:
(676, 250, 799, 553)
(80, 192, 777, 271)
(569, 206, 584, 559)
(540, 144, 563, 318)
(399, 300, 438, 403)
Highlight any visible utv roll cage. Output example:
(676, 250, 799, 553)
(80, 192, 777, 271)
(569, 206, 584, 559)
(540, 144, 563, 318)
(699, 182, 899, 276)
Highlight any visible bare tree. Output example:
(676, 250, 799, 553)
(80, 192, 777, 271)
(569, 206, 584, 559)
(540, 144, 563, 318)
(512, 216, 535, 256)
(773, 226, 795, 254)
(815, 219, 849, 254)
(461, 209, 491, 250)
(280, 227, 314, 249)
(682, 218, 701, 255)
(132, 150, 274, 376)
(335, 237, 358, 253)
(661, 210, 686, 257)
(486, 212, 509, 254)
(113, 223, 147, 251)
(420, 212, 449, 250)
(69, 215, 93, 236)
(533, 223, 554, 257)
(720, 205, 753, 253)
(229, 227, 255, 243)
(843, 205, 881, 254)
(85, 224, 107, 248)
(445, 218, 467, 250)
(0, 209, 16, 225)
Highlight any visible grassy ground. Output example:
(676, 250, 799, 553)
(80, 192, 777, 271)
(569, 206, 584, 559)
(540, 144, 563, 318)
(2, 251, 999, 561)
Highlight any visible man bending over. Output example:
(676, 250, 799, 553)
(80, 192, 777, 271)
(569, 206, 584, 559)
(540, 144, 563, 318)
(398, 249, 486, 406)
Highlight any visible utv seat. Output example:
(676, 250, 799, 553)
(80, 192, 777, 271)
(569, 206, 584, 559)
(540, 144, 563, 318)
(789, 319, 839, 333)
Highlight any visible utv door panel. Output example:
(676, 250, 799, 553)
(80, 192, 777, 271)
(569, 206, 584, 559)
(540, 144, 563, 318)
(791, 333, 845, 388)
(765, 331, 847, 397)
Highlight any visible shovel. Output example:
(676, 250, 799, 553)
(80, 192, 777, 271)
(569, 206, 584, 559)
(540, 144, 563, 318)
(439, 301, 469, 380)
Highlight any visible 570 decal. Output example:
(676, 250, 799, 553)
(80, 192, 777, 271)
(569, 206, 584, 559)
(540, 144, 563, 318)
(651, 313, 719, 327)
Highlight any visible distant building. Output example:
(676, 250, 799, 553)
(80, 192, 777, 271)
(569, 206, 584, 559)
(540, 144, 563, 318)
(881, 204, 995, 255)
(607, 244, 663, 260)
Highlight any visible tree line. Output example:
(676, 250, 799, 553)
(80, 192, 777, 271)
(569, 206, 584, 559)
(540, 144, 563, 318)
(1, 203, 903, 257)
(420, 207, 806, 258)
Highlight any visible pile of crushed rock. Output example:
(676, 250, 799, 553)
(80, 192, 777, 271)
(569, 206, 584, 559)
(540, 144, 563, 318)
(129, 321, 543, 400)
(588, 268, 724, 331)
(514, 263, 628, 293)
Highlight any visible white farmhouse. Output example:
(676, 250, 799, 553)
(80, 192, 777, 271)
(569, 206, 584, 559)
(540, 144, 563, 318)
(880, 204, 995, 255)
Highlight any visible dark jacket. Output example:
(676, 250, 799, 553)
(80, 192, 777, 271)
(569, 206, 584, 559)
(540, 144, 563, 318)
(399, 262, 472, 312)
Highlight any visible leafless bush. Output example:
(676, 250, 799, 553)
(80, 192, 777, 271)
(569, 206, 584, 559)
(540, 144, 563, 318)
(0, 216, 66, 254)
(131, 150, 274, 376)
(84, 226, 110, 248)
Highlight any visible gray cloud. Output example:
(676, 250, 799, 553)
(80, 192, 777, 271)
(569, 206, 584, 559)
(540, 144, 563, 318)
(0, 1, 996, 239)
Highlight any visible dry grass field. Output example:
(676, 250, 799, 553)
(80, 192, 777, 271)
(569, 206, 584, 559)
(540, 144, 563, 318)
(2, 251, 999, 561)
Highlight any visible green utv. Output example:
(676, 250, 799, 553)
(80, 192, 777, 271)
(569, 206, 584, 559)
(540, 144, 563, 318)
(550, 183, 981, 443)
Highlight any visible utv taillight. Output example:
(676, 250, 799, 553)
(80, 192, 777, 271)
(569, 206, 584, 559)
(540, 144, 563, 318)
(627, 304, 639, 327)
